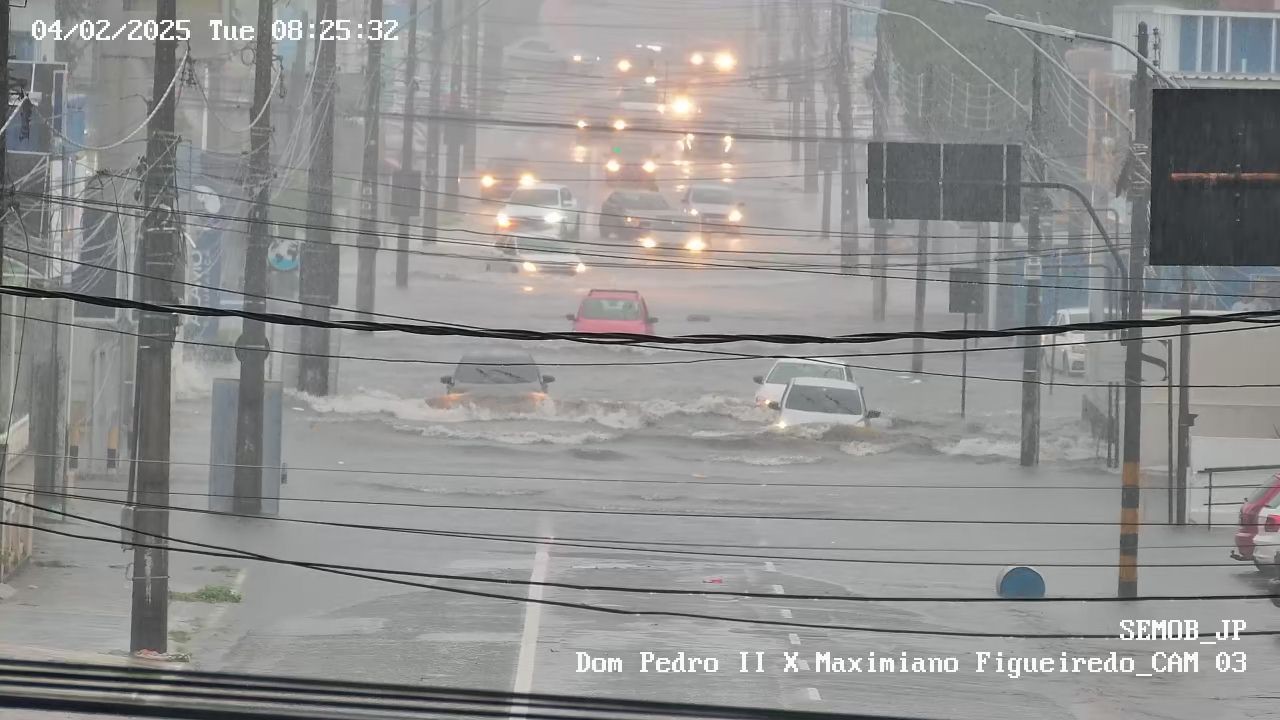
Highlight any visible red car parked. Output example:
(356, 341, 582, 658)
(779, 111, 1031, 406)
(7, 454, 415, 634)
(566, 289, 657, 334)
(1232, 473, 1280, 562)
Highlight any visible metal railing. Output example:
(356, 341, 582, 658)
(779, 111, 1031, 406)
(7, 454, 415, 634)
(1196, 463, 1280, 531)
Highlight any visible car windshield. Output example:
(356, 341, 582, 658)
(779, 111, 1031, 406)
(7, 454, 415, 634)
(765, 361, 845, 384)
(619, 193, 669, 210)
(580, 298, 642, 320)
(454, 357, 542, 384)
(519, 237, 570, 253)
(690, 187, 733, 204)
(783, 385, 864, 415)
(508, 189, 560, 206)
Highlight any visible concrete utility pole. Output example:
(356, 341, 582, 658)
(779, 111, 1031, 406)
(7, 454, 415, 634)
(356, 0, 384, 325)
(298, 0, 338, 396)
(130, 0, 180, 653)
(835, 2, 858, 273)
(395, 0, 421, 289)
(423, 0, 445, 246)
(801, 0, 818, 195)
(444, 0, 465, 213)
(870, 14, 889, 322)
(1175, 266, 1192, 525)
(910, 66, 935, 374)
(1118, 22, 1152, 599)
(463, 3, 480, 173)
(1020, 37, 1046, 468)
(233, 0, 275, 516)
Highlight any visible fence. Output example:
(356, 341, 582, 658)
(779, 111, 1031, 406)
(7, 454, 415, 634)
(1197, 463, 1280, 530)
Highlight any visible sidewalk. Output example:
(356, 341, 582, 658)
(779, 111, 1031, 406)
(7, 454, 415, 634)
(0, 462, 242, 665)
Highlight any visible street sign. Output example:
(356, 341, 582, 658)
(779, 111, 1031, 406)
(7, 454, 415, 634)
(1150, 88, 1280, 266)
(866, 142, 1020, 223)
(948, 267, 985, 314)
(268, 236, 301, 272)
(820, 140, 839, 172)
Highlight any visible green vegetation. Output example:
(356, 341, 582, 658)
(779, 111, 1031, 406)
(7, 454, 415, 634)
(169, 585, 242, 604)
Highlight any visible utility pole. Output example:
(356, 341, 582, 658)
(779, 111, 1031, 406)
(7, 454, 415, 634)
(233, 0, 274, 516)
(910, 66, 935, 374)
(1118, 22, 1152, 598)
(870, 13, 889, 322)
(423, 0, 445, 246)
(1175, 268, 1191, 525)
(464, 3, 480, 173)
(801, 0, 818, 195)
(767, 0, 780, 101)
(835, 2, 858, 273)
(130, 0, 180, 653)
(1020, 38, 1046, 468)
(444, 0, 464, 213)
(298, 0, 338, 396)
(395, 0, 420, 289)
(356, 0, 384, 324)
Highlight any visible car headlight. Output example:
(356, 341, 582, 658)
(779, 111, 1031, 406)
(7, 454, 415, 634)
(642, 160, 657, 173)
(690, 52, 705, 66)
(544, 211, 564, 223)
(714, 52, 736, 71)
(575, 262, 587, 273)
(671, 97, 692, 115)
(613, 118, 627, 131)
(728, 208, 743, 222)
(685, 237, 706, 253)
(775, 420, 788, 429)
(640, 236, 657, 249)
(496, 213, 511, 228)
(687, 208, 699, 216)
(617, 58, 632, 72)
(644, 75, 657, 85)
(519, 173, 536, 187)
(522, 261, 538, 273)
(481, 175, 496, 188)
(606, 158, 621, 172)
(576, 119, 588, 129)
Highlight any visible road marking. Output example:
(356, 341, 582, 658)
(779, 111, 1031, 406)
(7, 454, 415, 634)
(806, 688, 821, 701)
(764, 561, 776, 572)
(772, 584, 784, 594)
(780, 609, 792, 618)
(799, 658, 811, 671)
(788, 633, 800, 645)
(510, 540, 551, 719)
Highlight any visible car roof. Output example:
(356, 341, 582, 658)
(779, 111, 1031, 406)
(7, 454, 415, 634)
(512, 182, 567, 192)
(785, 377, 861, 391)
(771, 358, 846, 369)
(585, 289, 642, 299)
(458, 351, 537, 363)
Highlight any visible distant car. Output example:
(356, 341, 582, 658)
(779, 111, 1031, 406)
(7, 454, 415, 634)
(566, 289, 657, 334)
(1043, 307, 1089, 375)
(488, 234, 587, 276)
(599, 190, 683, 240)
(496, 183, 583, 240)
(768, 378, 879, 429)
(505, 38, 568, 75)
(616, 85, 666, 120)
(431, 351, 555, 409)
(478, 160, 535, 203)
(679, 184, 743, 233)
(753, 358, 856, 406)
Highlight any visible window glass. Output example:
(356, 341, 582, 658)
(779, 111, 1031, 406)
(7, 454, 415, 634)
(454, 358, 542, 384)
(1179, 17, 1198, 72)
(1231, 18, 1272, 74)
(766, 362, 845, 384)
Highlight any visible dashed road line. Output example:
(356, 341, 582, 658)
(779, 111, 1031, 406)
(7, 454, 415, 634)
(764, 561, 776, 572)
(771, 584, 784, 595)
(806, 688, 822, 701)
(788, 633, 800, 645)
(510, 539, 551, 719)
(780, 608, 792, 618)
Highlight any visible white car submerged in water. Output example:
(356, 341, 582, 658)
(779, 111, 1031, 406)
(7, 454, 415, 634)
(767, 378, 879, 429)
(753, 358, 856, 406)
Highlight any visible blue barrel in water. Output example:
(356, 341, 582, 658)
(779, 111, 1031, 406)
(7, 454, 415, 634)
(997, 566, 1045, 599)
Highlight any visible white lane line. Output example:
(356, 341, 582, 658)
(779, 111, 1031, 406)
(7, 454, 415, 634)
(806, 688, 822, 701)
(799, 659, 811, 671)
(772, 584, 785, 595)
(764, 561, 776, 572)
(780, 608, 792, 618)
(788, 633, 800, 645)
(510, 541, 551, 718)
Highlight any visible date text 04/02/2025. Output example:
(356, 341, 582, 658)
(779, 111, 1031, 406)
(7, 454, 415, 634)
(29, 18, 400, 43)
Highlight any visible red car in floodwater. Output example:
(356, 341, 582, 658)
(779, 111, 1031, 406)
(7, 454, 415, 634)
(566, 289, 657, 334)
(1232, 473, 1280, 562)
